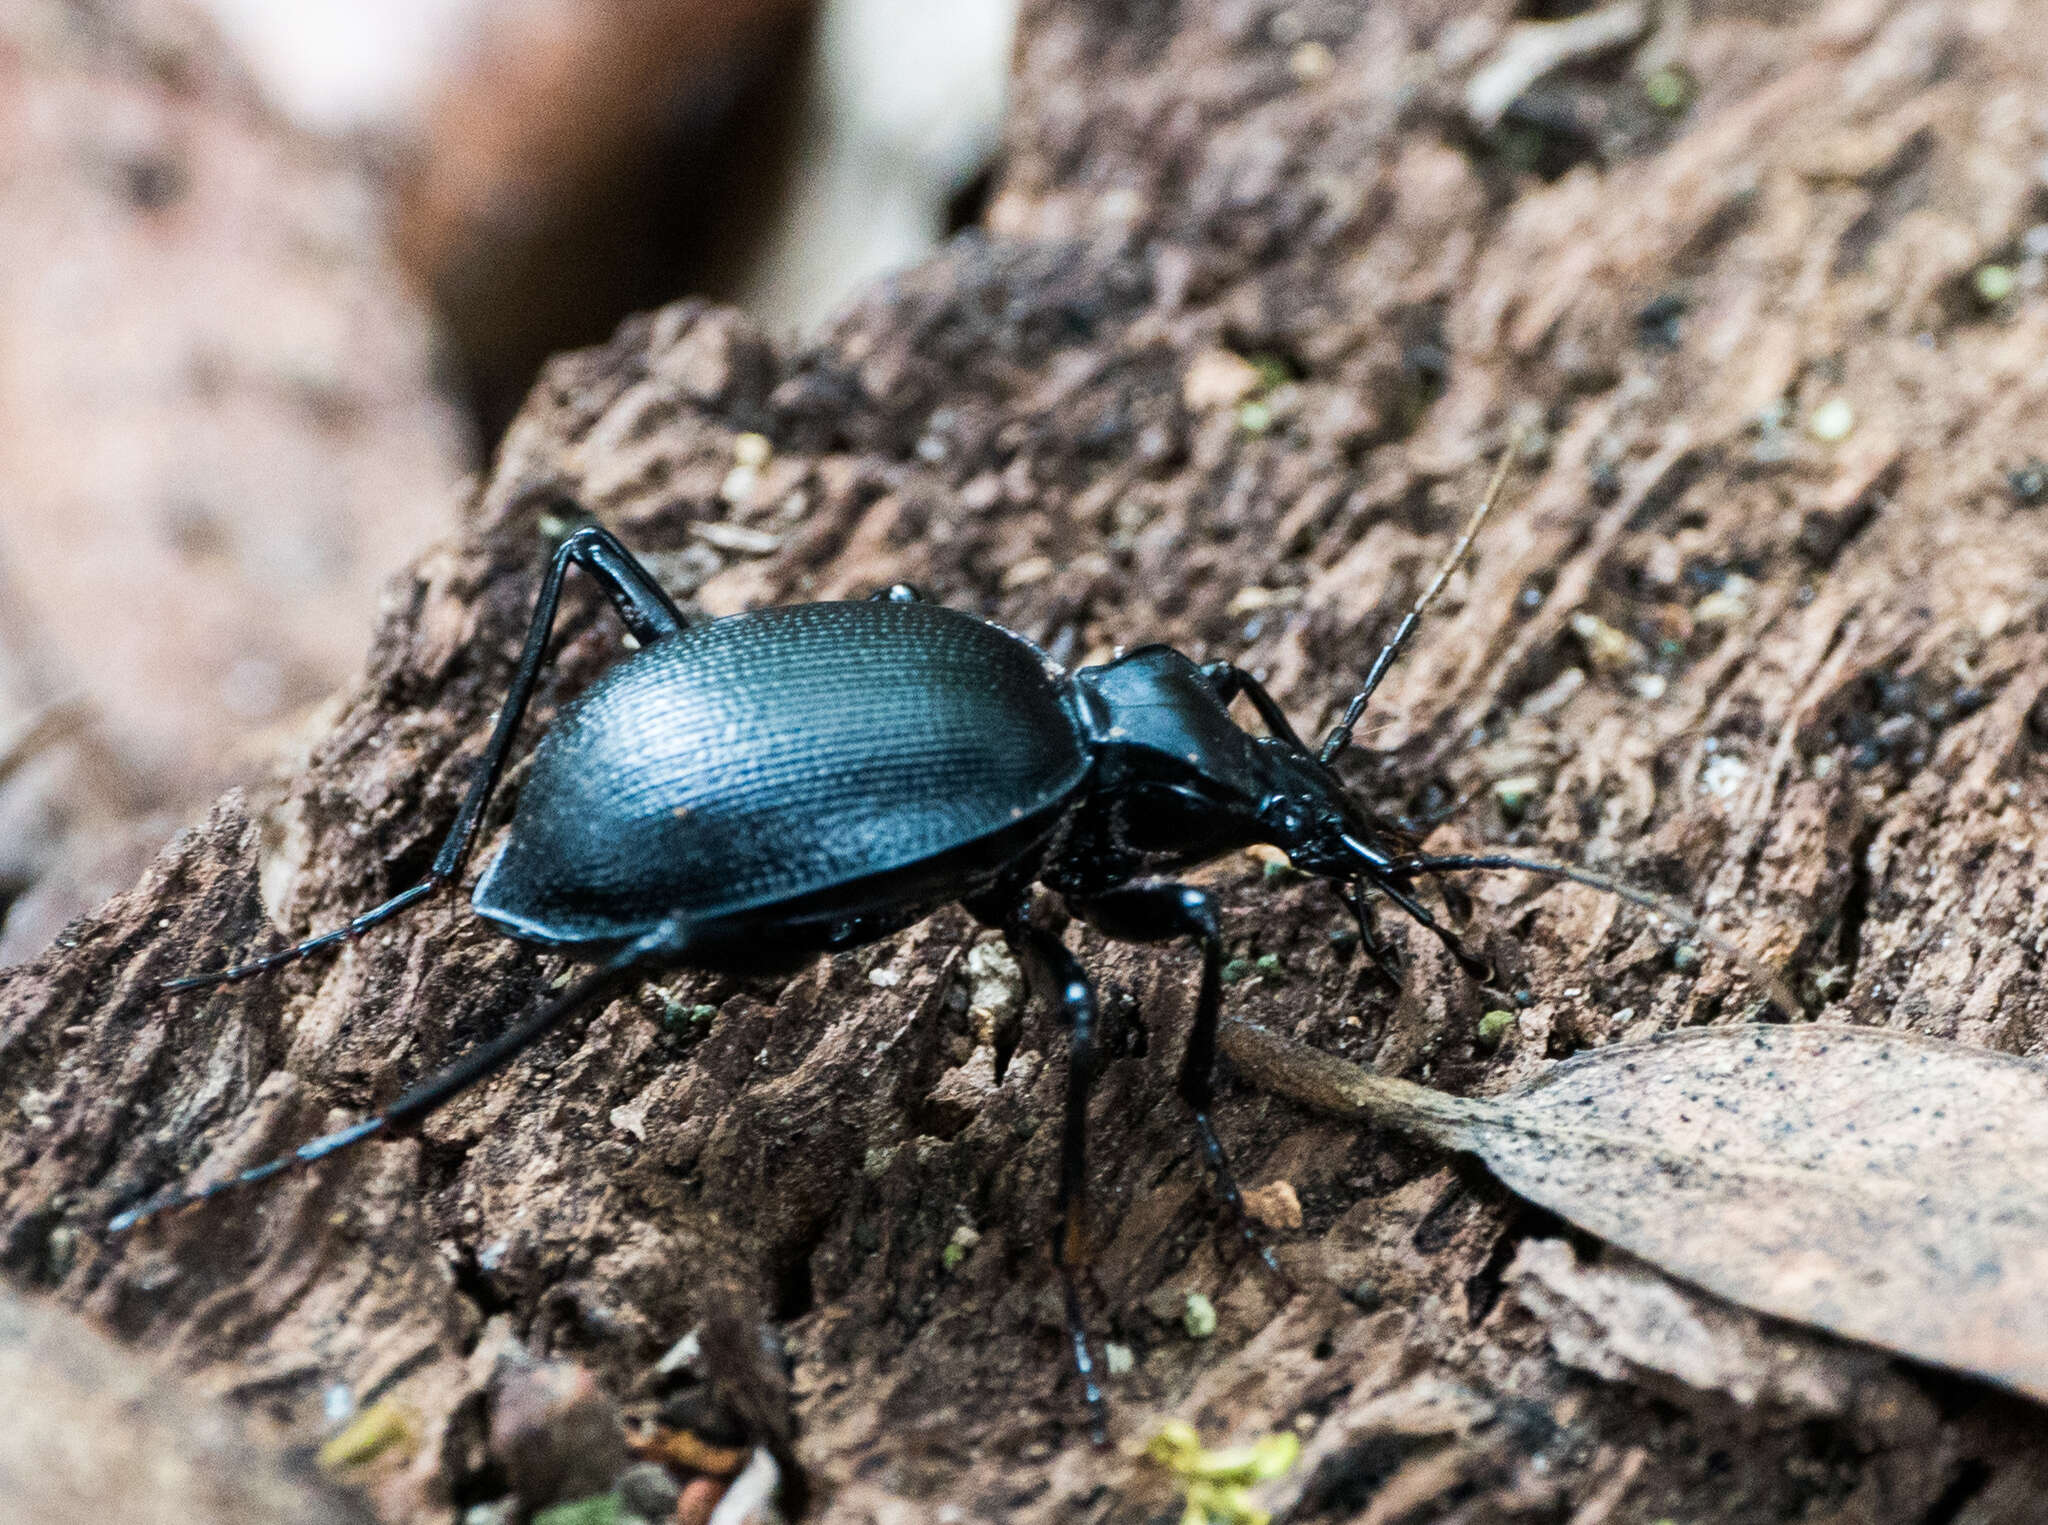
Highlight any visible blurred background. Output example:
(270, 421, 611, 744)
(0, 0, 1017, 963)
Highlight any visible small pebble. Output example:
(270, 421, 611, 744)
(44, 1224, 77, 1279)
(1974, 263, 2017, 306)
(1105, 1342, 1137, 1376)
(1643, 65, 1690, 112)
(1492, 774, 1542, 820)
(1241, 1179, 1303, 1231)
(1671, 942, 1703, 974)
(1183, 1292, 1219, 1339)
(2009, 459, 2048, 505)
(1002, 554, 1055, 590)
(1288, 40, 1335, 81)
(1183, 350, 1262, 410)
(942, 1224, 980, 1271)
(1569, 612, 1639, 672)
(489, 1355, 628, 1508)
(1808, 398, 1855, 442)
(1345, 1278, 1383, 1312)
(676, 1475, 728, 1525)
(615, 1462, 682, 1522)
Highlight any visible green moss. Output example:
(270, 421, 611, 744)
(1476, 1010, 1516, 1052)
(534, 1495, 623, 1525)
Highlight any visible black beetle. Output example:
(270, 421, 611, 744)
(113, 448, 1779, 1439)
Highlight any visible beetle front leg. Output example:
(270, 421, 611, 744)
(1199, 661, 1312, 752)
(1070, 884, 1284, 1281)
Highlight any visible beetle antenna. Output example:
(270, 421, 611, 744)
(1398, 851, 1800, 1018)
(108, 952, 644, 1234)
(1318, 435, 1522, 765)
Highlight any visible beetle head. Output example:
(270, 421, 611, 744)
(1071, 646, 1409, 883)
(1246, 738, 1406, 882)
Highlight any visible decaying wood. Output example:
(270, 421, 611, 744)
(8, 0, 2048, 1520)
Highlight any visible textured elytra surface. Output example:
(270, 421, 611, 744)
(474, 602, 1087, 943)
(9, 0, 2048, 1521)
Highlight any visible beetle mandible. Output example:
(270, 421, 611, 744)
(114, 446, 1774, 1439)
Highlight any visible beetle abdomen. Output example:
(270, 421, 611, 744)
(471, 601, 1088, 944)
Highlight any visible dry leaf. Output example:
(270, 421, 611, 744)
(1503, 1238, 1907, 1418)
(1221, 1020, 2048, 1403)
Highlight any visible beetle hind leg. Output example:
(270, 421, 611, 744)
(115, 915, 693, 1233)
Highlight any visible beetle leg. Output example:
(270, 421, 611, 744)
(160, 521, 687, 993)
(1069, 884, 1285, 1284)
(1199, 662, 1313, 753)
(116, 916, 694, 1233)
(1342, 881, 1404, 986)
(997, 914, 1110, 1445)
(1369, 873, 1491, 982)
(966, 890, 1112, 1443)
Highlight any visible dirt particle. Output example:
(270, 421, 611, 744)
(1570, 612, 1642, 673)
(1972, 263, 2017, 307)
(317, 1399, 419, 1474)
(2008, 459, 2048, 505)
(1492, 775, 1543, 821)
(615, 1463, 682, 1520)
(1182, 350, 1262, 410)
(1002, 554, 1055, 590)
(1289, 41, 1335, 83)
(1241, 1179, 1303, 1231)
(1693, 576, 1754, 626)
(490, 1356, 628, 1509)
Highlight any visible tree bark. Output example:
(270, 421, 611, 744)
(9, 1, 2048, 1520)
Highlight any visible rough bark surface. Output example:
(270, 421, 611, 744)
(8, 0, 2048, 1520)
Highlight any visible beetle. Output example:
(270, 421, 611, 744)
(112, 447, 1779, 1441)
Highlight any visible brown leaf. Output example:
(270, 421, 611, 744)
(1221, 1020, 2048, 1403)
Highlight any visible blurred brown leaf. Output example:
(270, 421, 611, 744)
(0, 1284, 374, 1525)
(1222, 1020, 2048, 1403)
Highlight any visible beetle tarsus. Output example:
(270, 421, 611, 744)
(1343, 883, 1405, 987)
